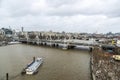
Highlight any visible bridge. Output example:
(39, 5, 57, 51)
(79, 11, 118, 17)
(18, 31, 99, 50)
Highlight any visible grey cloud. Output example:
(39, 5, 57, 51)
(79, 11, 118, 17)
(46, 0, 81, 7)
(0, 0, 120, 33)
(46, 0, 120, 17)
(1, 0, 120, 17)
(0, 0, 39, 17)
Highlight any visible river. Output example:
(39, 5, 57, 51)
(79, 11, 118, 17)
(0, 44, 91, 80)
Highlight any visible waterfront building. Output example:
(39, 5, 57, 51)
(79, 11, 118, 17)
(0, 28, 14, 42)
(1, 28, 13, 37)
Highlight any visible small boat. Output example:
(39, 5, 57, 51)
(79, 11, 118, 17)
(21, 57, 43, 75)
(8, 41, 21, 45)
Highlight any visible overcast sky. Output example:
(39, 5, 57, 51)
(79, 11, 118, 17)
(0, 0, 120, 33)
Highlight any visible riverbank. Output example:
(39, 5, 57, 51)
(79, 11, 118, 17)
(90, 47, 120, 80)
(0, 41, 21, 47)
(0, 41, 8, 46)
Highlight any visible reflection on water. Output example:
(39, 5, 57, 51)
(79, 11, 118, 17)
(0, 44, 91, 80)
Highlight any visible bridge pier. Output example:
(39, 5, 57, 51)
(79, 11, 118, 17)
(40, 42, 43, 45)
(52, 43, 55, 47)
(62, 46, 68, 50)
(68, 45, 76, 49)
(55, 44, 59, 47)
(49, 43, 54, 47)
(62, 44, 68, 50)
(43, 42, 47, 46)
(21, 41, 27, 44)
(89, 47, 94, 53)
(32, 42, 37, 45)
(36, 42, 39, 45)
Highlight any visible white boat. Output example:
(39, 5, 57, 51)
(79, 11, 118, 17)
(8, 41, 21, 45)
(22, 57, 43, 75)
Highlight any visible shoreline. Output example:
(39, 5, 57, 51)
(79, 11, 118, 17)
(90, 47, 120, 80)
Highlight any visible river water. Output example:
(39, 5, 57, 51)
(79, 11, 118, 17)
(0, 44, 91, 80)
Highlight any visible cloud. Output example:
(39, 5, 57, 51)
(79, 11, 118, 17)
(46, 0, 120, 17)
(46, 0, 81, 7)
(0, 0, 120, 33)
(1, 0, 120, 17)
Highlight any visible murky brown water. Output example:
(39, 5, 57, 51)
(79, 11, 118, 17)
(0, 44, 91, 80)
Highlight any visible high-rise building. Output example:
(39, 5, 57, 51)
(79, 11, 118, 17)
(22, 27, 24, 32)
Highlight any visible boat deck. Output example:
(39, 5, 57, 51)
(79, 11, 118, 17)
(28, 61, 40, 71)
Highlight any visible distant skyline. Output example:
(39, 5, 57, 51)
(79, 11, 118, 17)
(0, 0, 120, 33)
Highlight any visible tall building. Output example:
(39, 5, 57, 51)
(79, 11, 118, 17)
(22, 27, 24, 32)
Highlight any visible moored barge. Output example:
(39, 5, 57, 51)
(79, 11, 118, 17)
(21, 57, 43, 75)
